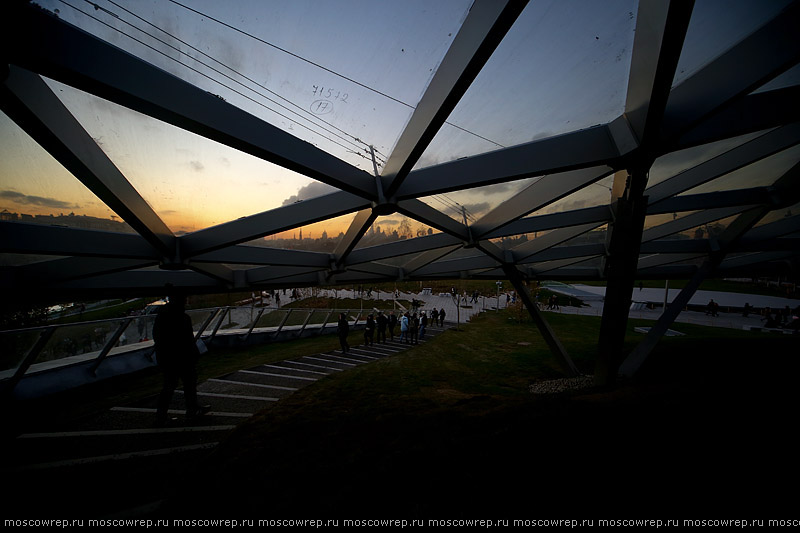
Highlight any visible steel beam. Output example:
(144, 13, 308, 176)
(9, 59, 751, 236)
(619, 259, 713, 378)
(180, 191, 369, 257)
(333, 209, 377, 266)
(641, 206, 755, 242)
(674, 86, 800, 151)
(660, 1, 800, 144)
(502, 265, 579, 376)
(396, 125, 619, 200)
(471, 167, 612, 238)
(512, 223, 605, 262)
(595, 166, 650, 386)
(396, 199, 471, 242)
(192, 246, 332, 268)
(624, 0, 694, 148)
(646, 123, 800, 205)
(1, 66, 175, 256)
(346, 233, 462, 266)
(381, 0, 529, 198)
(484, 206, 611, 240)
(6, 3, 376, 198)
(0, 222, 160, 260)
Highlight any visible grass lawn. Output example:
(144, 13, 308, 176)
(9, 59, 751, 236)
(154, 310, 799, 517)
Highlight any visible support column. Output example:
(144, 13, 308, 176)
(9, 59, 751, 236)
(595, 167, 650, 386)
(619, 259, 713, 378)
(502, 265, 579, 376)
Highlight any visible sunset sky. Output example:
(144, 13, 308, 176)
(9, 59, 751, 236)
(2, 0, 795, 240)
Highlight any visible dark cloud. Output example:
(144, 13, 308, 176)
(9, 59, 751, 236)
(189, 160, 204, 172)
(0, 190, 78, 210)
(462, 201, 491, 216)
(282, 181, 338, 206)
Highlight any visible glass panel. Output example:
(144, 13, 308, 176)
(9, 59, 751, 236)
(673, 0, 792, 87)
(420, 177, 541, 223)
(753, 202, 800, 229)
(46, 77, 335, 234)
(38, 0, 473, 171)
(554, 224, 609, 247)
(254, 212, 357, 252)
(0, 253, 69, 267)
(354, 215, 437, 250)
(10, 318, 133, 374)
(752, 64, 800, 94)
(0, 329, 40, 377)
(524, 175, 615, 218)
(647, 130, 769, 189)
(0, 111, 130, 230)
(416, 0, 637, 168)
(678, 144, 800, 195)
(644, 210, 702, 231)
(661, 214, 740, 240)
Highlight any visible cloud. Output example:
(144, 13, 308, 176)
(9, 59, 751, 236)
(461, 201, 491, 216)
(0, 190, 78, 210)
(282, 181, 338, 206)
(189, 160, 204, 172)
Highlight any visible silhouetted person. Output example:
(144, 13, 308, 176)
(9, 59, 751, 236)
(388, 311, 397, 340)
(438, 307, 446, 327)
(364, 313, 375, 346)
(153, 290, 209, 426)
(337, 312, 350, 353)
(376, 311, 387, 344)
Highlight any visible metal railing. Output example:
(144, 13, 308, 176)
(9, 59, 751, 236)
(0, 305, 369, 398)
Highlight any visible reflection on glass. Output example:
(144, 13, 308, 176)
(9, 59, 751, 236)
(678, 144, 800, 196)
(648, 130, 768, 189)
(753, 201, 800, 229)
(420, 178, 540, 226)
(673, 0, 792, 87)
(524, 176, 614, 219)
(553, 224, 608, 247)
(662, 214, 739, 241)
(644, 210, 701, 231)
(752, 64, 800, 94)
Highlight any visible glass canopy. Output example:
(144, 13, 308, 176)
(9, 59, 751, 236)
(1, 0, 797, 306)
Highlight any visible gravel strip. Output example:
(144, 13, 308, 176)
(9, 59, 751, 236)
(530, 375, 595, 395)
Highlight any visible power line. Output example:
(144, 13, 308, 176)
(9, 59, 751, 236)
(101, 0, 374, 158)
(166, 0, 506, 151)
(167, 0, 413, 110)
(61, 0, 375, 165)
(80, 0, 376, 163)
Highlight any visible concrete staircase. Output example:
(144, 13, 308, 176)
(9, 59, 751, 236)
(2, 327, 445, 517)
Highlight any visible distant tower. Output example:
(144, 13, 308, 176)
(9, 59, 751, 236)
(299, 228, 303, 240)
